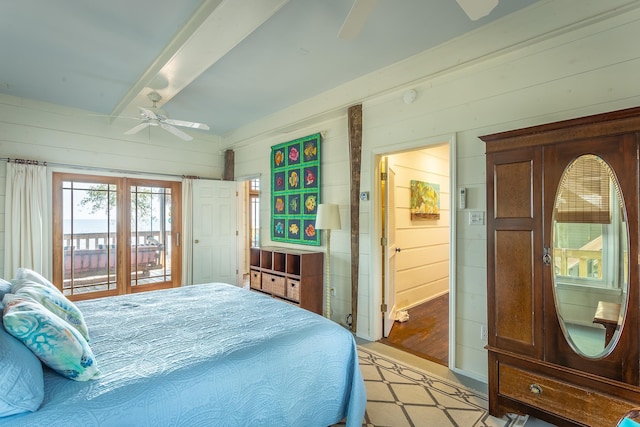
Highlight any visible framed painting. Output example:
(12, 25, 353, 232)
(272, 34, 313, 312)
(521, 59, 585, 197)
(271, 133, 321, 245)
(410, 180, 440, 220)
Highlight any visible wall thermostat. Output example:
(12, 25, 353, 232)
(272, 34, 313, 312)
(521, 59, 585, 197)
(459, 187, 466, 209)
(360, 191, 369, 201)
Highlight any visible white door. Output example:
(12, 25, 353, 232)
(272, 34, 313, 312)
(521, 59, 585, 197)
(383, 165, 397, 337)
(192, 180, 238, 285)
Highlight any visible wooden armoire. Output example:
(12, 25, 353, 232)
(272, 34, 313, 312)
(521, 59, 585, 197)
(482, 107, 640, 427)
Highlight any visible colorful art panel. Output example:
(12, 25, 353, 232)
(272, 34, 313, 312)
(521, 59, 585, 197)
(272, 218, 286, 239)
(287, 194, 301, 215)
(271, 133, 321, 246)
(303, 166, 318, 188)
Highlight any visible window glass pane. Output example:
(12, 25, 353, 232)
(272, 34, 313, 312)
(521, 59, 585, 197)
(249, 178, 260, 247)
(553, 223, 603, 280)
(62, 181, 117, 296)
(130, 185, 172, 287)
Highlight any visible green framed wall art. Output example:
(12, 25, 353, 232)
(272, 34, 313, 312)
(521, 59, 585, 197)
(271, 133, 321, 246)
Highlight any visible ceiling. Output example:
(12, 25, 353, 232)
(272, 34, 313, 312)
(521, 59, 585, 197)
(0, 0, 540, 138)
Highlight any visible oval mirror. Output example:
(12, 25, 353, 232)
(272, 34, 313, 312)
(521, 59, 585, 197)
(552, 154, 629, 358)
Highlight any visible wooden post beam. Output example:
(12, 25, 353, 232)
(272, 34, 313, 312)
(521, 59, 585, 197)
(223, 149, 234, 181)
(348, 104, 362, 333)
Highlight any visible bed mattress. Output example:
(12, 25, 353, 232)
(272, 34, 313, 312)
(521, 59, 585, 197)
(0, 283, 366, 426)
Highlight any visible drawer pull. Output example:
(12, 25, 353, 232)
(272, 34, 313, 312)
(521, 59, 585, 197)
(529, 384, 543, 395)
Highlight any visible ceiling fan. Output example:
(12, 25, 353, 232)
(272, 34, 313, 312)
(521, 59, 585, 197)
(124, 91, 210, 141)
(338, 0, 499, 39)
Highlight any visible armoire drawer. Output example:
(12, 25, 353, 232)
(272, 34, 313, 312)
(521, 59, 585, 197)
(498, 363, 633, 427)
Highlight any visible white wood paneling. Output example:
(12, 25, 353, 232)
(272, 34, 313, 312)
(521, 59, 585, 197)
(0, 94, 225, 280)
(231, 5, 640, 380)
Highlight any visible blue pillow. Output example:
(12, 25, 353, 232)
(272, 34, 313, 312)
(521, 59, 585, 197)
(0, 318, 44, 417)
(0, 279, 10, 307)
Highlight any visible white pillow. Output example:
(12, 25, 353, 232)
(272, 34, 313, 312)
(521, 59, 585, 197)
(11, 268, 58, 294)
(11, 268, 90, 341)
(13, 281, 90, 341)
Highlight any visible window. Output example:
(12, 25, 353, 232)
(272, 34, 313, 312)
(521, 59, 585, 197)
(52, 173, 181, 300)
(553, 155, 627, 289)
(249, 178, 260, 247)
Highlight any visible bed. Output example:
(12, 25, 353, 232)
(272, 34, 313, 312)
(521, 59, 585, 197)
(0, 282, 366, 426)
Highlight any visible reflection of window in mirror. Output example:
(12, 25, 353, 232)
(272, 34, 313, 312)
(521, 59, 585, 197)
(552, 154, 628, 358)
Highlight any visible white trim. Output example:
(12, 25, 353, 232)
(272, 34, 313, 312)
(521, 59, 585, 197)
(235, 173, 262, 182)
(369, 133, 458, 370)
(400, 289, 449, 312)
(447, 134, 462, 376)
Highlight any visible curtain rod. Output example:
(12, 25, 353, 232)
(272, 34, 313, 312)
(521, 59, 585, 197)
(1, 158, 220, 181)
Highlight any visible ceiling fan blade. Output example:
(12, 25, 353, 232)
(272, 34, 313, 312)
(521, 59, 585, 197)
(164, 118, 210, 131)
(338, 0, 377, 40)
(139, 106, 159, 120)
(160, 123, 193, 141)
(456, 0, 499, 21)
(124, 121, 151, 135)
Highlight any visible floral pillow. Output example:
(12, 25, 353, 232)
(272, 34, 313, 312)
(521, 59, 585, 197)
(0, 318, 44, 417)
(2, 297, 100, 381)
(13, 281, 90, 341)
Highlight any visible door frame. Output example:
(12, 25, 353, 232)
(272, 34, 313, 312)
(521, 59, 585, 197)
(235, 174, 261, 287)
(369, 133, 458, 369)
(382, 161, 397, 337)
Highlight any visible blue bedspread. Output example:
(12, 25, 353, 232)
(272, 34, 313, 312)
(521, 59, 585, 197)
(1, 283, 366, 426)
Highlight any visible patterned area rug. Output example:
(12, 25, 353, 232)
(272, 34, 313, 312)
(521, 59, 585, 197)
(343, 347, 528, 427)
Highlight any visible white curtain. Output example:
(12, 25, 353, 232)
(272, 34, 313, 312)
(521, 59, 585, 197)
(4, 162, 49, 279)
(181, 178, 193, 286)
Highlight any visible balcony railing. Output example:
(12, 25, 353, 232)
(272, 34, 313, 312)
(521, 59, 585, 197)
(62, 231, 170, 293)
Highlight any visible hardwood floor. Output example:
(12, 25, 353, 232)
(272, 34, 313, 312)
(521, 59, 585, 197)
(379, 293, 449, 366)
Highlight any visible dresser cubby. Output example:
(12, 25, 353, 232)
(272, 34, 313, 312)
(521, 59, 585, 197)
(249, 246, 323, 315)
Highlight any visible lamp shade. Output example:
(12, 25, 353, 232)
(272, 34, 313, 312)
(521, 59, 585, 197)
(315, 204, 341, 230)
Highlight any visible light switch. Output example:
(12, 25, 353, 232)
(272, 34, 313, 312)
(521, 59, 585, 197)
(469, 211, 484, 225)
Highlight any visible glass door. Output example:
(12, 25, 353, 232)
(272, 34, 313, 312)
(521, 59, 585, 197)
(129, 181, 179, 291)
(53, 173, 181, 300)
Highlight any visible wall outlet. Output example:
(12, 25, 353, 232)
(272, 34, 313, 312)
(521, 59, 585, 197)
(480, 324, 488, 341)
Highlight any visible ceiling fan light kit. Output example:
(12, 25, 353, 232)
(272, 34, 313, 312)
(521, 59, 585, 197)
(123, 91, 210, 141)
(455, 0, 499, 21)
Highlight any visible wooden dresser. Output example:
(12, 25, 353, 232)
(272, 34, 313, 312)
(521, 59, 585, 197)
(481, 107, 640, 426)
(249, 246, 323, 315)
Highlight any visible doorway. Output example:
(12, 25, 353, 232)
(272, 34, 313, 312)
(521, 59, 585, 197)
(52, 173, 182, 300)
(377, 141, 453, 366)
(236, 176, 260, 288)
